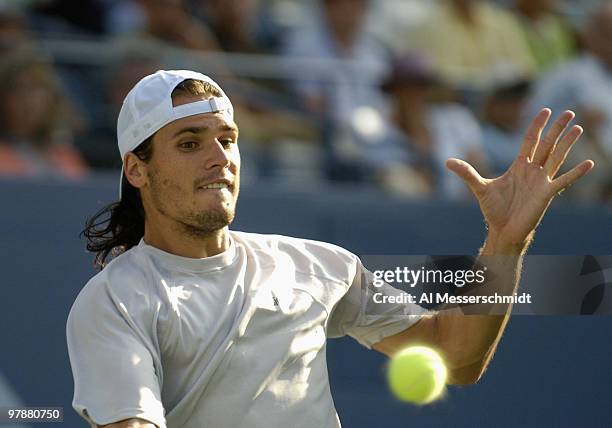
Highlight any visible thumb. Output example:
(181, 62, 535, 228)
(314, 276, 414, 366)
(445, 158, 486, 194)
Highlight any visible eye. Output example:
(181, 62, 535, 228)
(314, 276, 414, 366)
(219, 138, 235, 149)
(179, 141, 199, 150)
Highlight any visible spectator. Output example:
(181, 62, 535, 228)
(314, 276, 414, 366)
(365, 0, 436, 54)
(135, 0, 219, 52)
(526, 0, 612, 201)
(408, 0, 536, 91)
(78, 53, 163, 170)
(481, 79, 531, 176)
(31, 0, 108, 35)
(197, 0, 269, 54)
(0, 55, 88, 179)
(282, 0, 392, 182)
(380, 54, 488, 199)
(108, 1, 228, 86)
(105, 0, 146, 35)
(282, 0, 390, 120)
(513, 0, 576, 72)
(0, 10, 33, 54)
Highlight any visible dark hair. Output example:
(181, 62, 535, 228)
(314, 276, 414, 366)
(82, 137, 154, 268)
(0, 54, 77, 144)
(81, 78, 223, 269)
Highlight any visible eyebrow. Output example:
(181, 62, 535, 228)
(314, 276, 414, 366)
(172, 124, 239, 139)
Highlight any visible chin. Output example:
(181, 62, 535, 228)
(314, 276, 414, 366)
(196, 207, 235, 230)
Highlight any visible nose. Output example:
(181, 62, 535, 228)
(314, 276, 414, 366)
(205, 139, 231, 170)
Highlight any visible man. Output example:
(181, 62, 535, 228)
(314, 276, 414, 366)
(513, 0, 575, 73)
(526, 1, 612, 201)
(406, 0, 536, 90)
(67, 70, 593, 428)
(379, 53, 488, 199)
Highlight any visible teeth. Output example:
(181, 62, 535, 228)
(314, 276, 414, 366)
(201, 183, 229, 190)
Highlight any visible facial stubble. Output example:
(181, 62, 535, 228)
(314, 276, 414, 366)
(147, 168, 237, 238)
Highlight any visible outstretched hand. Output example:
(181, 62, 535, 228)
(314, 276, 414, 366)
(447, 108, 594, 250)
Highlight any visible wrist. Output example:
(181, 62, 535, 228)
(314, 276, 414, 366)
(482, 230, 533, 255)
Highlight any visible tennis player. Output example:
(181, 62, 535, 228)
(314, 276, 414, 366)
(67, 70, 593, 428)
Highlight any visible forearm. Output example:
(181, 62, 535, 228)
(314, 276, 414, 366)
(434, 232, 530, 374)
(372, 233, 529, 382)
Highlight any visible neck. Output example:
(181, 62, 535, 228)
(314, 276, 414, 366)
(143, 220, 230, 259)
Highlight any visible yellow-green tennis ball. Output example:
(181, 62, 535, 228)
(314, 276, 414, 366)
(387, 346, 448, 405)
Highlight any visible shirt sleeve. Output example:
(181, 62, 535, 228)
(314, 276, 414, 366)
(66, 280, 166, 428)
(327, 260, 431, 349)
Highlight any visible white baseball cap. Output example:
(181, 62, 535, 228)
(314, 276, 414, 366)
(117, 69, 234, 196)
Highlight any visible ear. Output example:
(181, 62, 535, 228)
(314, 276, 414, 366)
(124, 152, 149, 189)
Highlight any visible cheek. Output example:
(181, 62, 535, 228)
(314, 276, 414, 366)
(149, 164, 190, 199)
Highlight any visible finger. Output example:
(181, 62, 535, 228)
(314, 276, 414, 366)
(551, 160, 595, 195)
(518, 108, 552, 160)
(544, 124, 583, 177)
(532, 110, 574, 166)
(446, 158, 486, 195)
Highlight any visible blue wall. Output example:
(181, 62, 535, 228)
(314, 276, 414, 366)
(0, 176, 611, 427)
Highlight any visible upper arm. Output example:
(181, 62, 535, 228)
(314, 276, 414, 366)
(66, 283, 166, 427)
(327, 261, 429, 349)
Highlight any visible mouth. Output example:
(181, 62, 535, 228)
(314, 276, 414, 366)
(196, 179, 233, 191)
(198, 183, 230, 190)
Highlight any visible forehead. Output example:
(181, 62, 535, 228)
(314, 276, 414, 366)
(161, 112, 238, 135)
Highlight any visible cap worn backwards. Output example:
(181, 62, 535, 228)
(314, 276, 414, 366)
(116, 69, 234, 197)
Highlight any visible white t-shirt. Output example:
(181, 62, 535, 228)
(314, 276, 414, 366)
(67, 231, 426, 428)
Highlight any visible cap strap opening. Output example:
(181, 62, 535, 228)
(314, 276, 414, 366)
(172, 97, 233, 120)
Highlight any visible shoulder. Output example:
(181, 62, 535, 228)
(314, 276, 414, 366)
(231, 231, 360, 284)
(231, 230, 357, 260)
(69, 246, 157, 323)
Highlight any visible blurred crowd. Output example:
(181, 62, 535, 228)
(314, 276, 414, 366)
(0, 0, 611, 204)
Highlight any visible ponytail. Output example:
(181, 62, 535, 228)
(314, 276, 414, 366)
(81, 137, 153, 269)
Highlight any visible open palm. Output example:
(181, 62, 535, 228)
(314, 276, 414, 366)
(447, 109, 594, 246)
